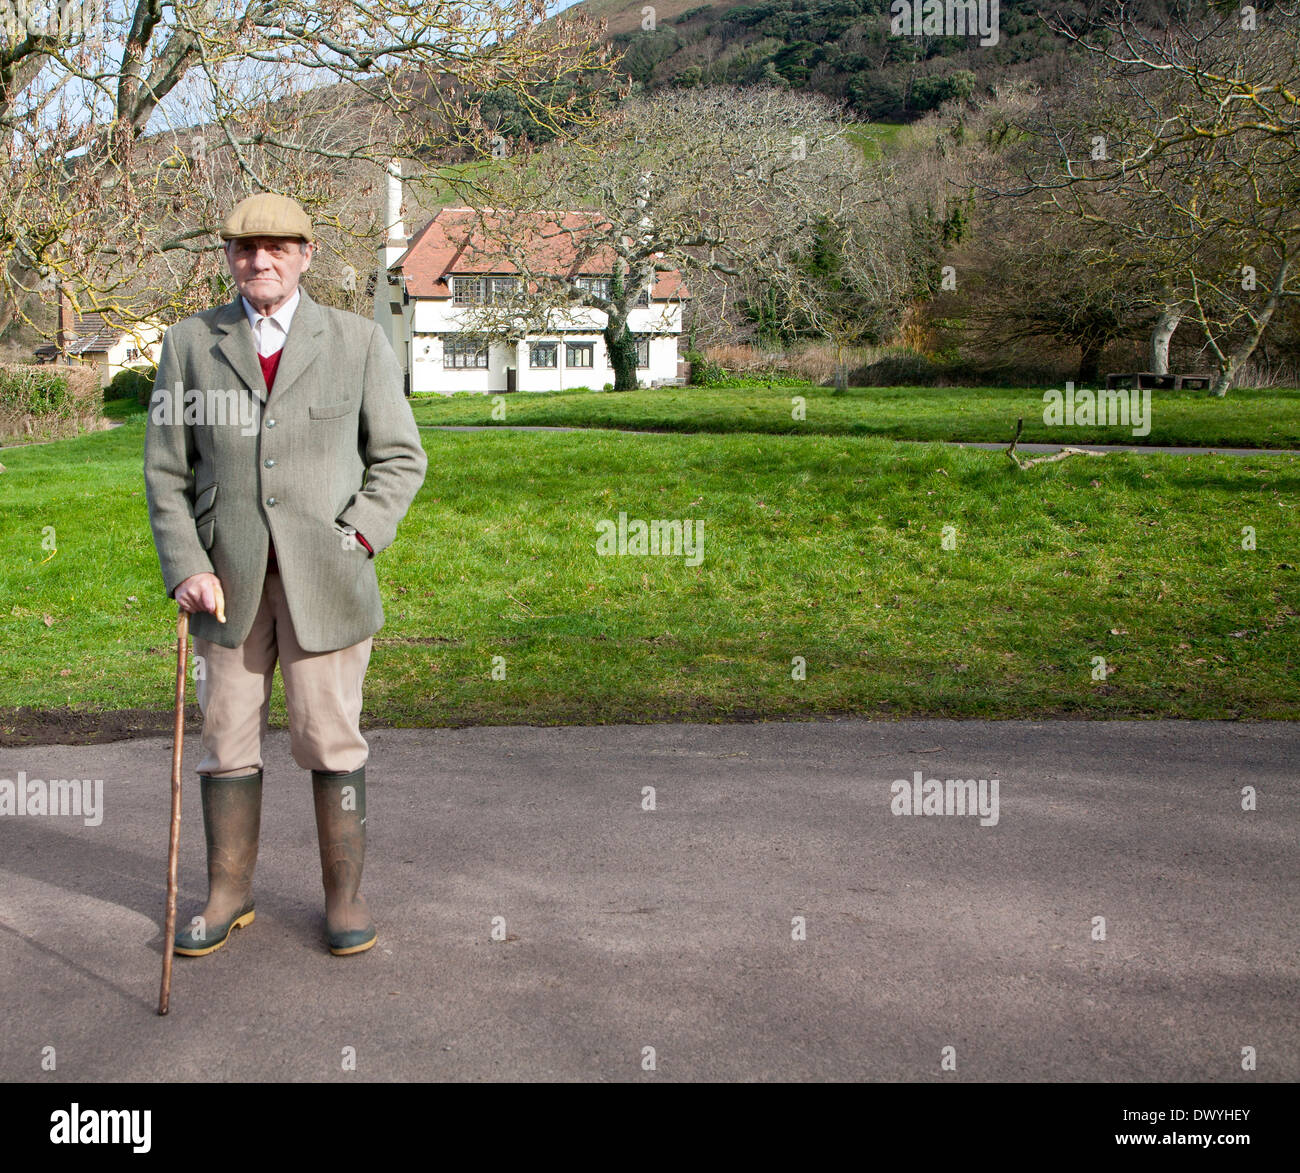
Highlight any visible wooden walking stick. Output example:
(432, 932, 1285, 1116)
(158, 608, 188, 1015)
(158, 584, 224, 1015)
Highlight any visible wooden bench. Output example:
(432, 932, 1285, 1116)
(1105, 372, 1212, 391)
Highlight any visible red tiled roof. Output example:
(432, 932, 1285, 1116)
(35, 311, 157, 359)
(392, 207, 690, 301)
(56, 313, 120, 355)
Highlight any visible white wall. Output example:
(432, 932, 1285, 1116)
(101, 323, 164, 387)
(404, 296, 683, 395)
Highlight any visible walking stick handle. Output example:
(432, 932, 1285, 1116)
(158, 608, 188, 1015)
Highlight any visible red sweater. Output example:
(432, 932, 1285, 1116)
(259, 351, 283, 569)
(258, 348, 282, 392)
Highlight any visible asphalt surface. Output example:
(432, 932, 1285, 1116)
(1, 719, 1296, 1082)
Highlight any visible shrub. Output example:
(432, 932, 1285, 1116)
(684, 349, 725, 386)
(848, 348, 949, 387)
(708, 374, 808, 388)
(0, 361, 103, 441)
(696, 341, 888, 386)
(106, 363, 156, 404)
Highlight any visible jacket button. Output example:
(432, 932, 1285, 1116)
(264, 458, 276, 468)
(266, 497, 277, 506)
(266, 418, 277, 427)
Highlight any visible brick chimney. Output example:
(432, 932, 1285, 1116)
(57, 286, 77, 360)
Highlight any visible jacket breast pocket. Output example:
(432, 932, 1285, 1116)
(309, 401, 355, 421)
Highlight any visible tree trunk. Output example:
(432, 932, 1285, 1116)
(604, 316, 638, 392)
(1207, 257, 1291, 397)
(0, 248, 42, 345)
(1209, 362, 1238, 398)
(1149, 304, 1183, 375)
(0, 291, 18, 344)
(830, 338, 848, 393)
(1077, 337, 1104, 384)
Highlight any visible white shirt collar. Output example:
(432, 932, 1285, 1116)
(241, 287, 300, 347)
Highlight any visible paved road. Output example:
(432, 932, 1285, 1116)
(1, 719, 1295, 1082)
(418, 424, 1300, 456)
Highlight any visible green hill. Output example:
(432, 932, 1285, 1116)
(555, 0, 1206, 120)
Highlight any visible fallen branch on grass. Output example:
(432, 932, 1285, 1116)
(1005, 418, 1108, 469)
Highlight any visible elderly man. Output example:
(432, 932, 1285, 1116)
(145, 193, 427, 957)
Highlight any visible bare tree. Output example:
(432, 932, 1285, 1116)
(0, 0, 623, 341)
(731, 195, 919, 391)
(1003, 3, 1300, 395)
(942, 199, 1159, 383)
(439, 85, 869, 390)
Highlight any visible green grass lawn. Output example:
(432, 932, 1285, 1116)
(408, 384, 1300, 450)
(845, 121, 910, 159)
(2, 413, 1297, 735)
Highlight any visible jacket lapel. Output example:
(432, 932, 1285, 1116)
(266, 287, 325, 400)
(214, 287, 325, 404)
(216, 296, 268, 404)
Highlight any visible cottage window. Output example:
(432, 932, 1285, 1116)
(444, 336, 489, 368)
(566, 342, 594, 368)
(453, 276, 518, 305)
(453, 277, 483, 305)
(606, 337, 651, 368)
(530, 342, 557, 368)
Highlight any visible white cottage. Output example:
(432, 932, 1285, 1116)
(373, 170, 690, 395)
(34, 289, 164, 388)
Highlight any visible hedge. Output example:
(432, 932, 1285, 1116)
(0, 361, 104, 442)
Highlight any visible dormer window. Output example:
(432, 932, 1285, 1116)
(453, 276, 482, 305)
(453, 276, 519, 305)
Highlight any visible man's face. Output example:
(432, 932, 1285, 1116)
(224, 235, 313, 312)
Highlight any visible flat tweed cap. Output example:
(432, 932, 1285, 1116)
(219, 193, 314, 242)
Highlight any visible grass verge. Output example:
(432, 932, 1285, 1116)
(2, 416, 1296, 738)
(408, 383, 1300, 450)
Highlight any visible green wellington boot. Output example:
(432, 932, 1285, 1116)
(311, 766, 377, 956)
(174, 771, 263, 956)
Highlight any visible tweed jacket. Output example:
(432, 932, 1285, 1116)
(144, 287, 427, 652)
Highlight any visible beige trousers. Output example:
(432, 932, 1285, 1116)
(193, 570, 372, 777)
